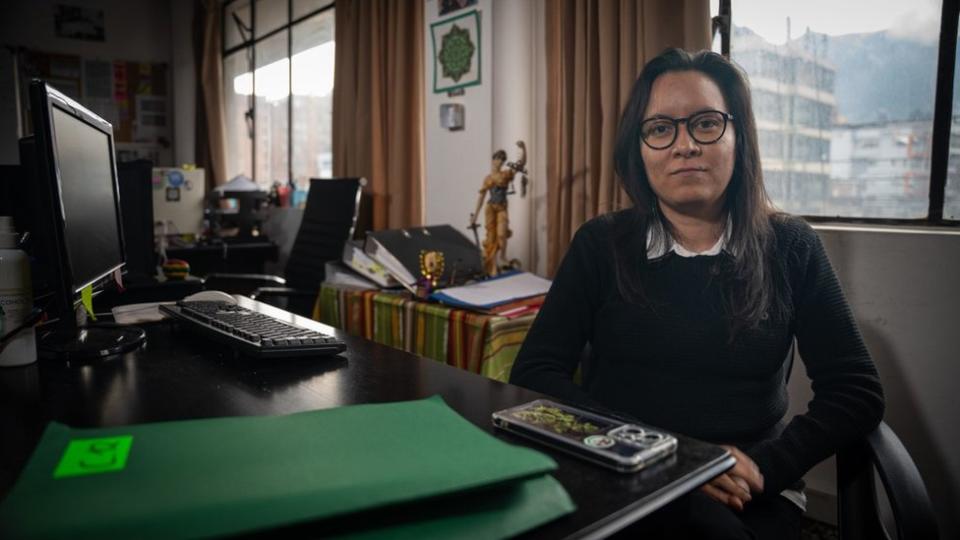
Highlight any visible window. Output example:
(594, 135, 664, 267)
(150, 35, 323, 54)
(712, 0, 959, 224)
(222, 0, 334, 190)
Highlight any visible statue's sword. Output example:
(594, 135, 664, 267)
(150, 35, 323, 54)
(467, 216, 482, 251)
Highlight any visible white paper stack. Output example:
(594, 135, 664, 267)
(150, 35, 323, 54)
(430, 272, 552, 310)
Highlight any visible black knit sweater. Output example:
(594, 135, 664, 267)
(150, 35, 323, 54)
(510, 211, 884, 497)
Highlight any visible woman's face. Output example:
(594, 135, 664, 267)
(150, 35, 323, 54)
(640, 70, 735, 218)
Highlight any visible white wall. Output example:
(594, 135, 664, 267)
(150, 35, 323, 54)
(423, 0, 494, 245)
(169, 0, 196, 166)
(0, 0, 195, 164)
(423, 0, 540, 270)
(491, 0, 534, 270)
(0, 0, 172, 63)
(531, 0, 548, 276)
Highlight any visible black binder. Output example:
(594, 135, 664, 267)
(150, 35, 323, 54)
(363, 225, 483, 289)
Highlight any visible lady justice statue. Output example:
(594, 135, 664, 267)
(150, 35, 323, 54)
(469, 141, 527, 276)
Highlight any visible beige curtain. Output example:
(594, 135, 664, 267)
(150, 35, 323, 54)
(194, 0, 228, 188)
(545, 0, 710, 276)
(332, 0, 425, 230)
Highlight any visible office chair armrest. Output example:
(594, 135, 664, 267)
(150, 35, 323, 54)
(250, 286, 317, 300)
(838, 421, 939, 540)
(202, 273, 287, 296)
(250, 286, 320, 318)
(204, 272, 287, 285)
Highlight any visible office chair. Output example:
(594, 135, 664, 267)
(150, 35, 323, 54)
(778, 342, 938, 539)
(116, 159, 157, 279)
(837, 421, 939, 540)
(203, 177, 365, 317)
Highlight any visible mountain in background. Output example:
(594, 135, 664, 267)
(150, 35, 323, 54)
(735, 26, 958, 125)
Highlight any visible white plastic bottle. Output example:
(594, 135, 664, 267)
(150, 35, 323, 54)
(0, 216, 36, 367)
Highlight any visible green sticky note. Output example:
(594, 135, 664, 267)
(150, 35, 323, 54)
(80, 284, 96, 321)
(53, 436, 133, 478)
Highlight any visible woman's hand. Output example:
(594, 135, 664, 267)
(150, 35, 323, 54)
(700, 445, 764, 511)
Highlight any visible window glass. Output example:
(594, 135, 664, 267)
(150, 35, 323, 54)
(732, 0, 942, 218)
(945, 15, 960, 220)
(255, 0, 287, 39)
(223, 50, 253, 181)
(710, 0, 723, 54)
(291, 11, 335, 188)
(253, 31, 290, 186)
(294, 0, 334, 20)
(223, 3, 335, 192)
(224, 0, 252, 51)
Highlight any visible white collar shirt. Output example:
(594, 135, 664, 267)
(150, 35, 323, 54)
(645, 217, 733, 260)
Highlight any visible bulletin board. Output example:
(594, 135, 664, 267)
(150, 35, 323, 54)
(16, 48, 169, 146)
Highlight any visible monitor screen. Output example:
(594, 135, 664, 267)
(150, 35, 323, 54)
(50, 105, 124, 291)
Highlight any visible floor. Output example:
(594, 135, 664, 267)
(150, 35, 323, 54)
(800, 518, 839, 540)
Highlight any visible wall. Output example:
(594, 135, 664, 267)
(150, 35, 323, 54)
(169, 0, 196, 166)
(0, 0, 196, 165)
(0, 0, 172, 63)
(423, 0, 494, 245)
(422, 0, 540, 270)
(788, 226, 960, 537)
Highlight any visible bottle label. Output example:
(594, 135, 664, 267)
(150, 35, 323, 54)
(0, 288, 31, 334)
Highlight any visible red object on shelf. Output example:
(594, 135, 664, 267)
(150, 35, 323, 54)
(277, 184, 292, 207)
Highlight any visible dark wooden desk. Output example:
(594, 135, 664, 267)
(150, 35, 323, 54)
(0, 298, 734, 539)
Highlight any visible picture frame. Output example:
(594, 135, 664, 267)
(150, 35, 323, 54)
(438, 0, 478, 17)
(55, 4, 106, 42)
(431, 10, 481, 94)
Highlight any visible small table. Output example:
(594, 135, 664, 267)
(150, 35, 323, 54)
(317, 282, 538, 381)
(0, 298, 734, 538)
(165, 238, 278, 276)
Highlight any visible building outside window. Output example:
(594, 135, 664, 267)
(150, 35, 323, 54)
(222, 0, 334, 192)
(716, 0, 958, 221)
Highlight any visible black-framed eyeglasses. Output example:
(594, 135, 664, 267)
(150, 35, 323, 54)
(639, 110, 734, 150)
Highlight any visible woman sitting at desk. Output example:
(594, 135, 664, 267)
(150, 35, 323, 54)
(510, 49, 884, 539)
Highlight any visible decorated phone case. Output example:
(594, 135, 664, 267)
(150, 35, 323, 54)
(492, 399, 678, 473)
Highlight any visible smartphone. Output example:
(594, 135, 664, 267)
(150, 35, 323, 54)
(492, 399, 677, 473)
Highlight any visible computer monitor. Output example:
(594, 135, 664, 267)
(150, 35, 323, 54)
(19, 80, 145, 360)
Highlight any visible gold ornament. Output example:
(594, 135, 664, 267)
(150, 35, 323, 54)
(419, 250, 446, 288)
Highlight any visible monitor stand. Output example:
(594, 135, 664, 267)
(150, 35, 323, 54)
(38, 324, 147, 361)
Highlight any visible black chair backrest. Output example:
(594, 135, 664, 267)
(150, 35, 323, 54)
(116, 159, 156, 278)
(284, 178, 363, 290)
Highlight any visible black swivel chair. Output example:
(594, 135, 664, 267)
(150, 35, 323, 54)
(777, 344, 939, 539)
(776, 344, 939, 540)
(203, 177, 365, 317)
(837, 421, 939, 540)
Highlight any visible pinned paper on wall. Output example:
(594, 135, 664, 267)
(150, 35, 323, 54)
(80, 285, 96, 321)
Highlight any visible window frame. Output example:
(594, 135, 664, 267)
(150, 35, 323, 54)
(714, 0, 960, 226)
(220, 0, 335, 184)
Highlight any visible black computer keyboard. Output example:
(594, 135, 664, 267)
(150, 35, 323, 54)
(160, 301, 346, 358)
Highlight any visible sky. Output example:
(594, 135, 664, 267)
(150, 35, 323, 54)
(712, 0, 943, 44)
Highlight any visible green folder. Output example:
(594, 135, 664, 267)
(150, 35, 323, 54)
(0, 397, 575, 539)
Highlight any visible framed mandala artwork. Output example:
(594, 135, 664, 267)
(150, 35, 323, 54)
(431, 10, 481, 93)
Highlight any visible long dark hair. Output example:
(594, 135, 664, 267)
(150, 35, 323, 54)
(611, 48, 785, 336)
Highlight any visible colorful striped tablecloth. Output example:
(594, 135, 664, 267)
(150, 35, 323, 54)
(314, 283, 537, 382)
